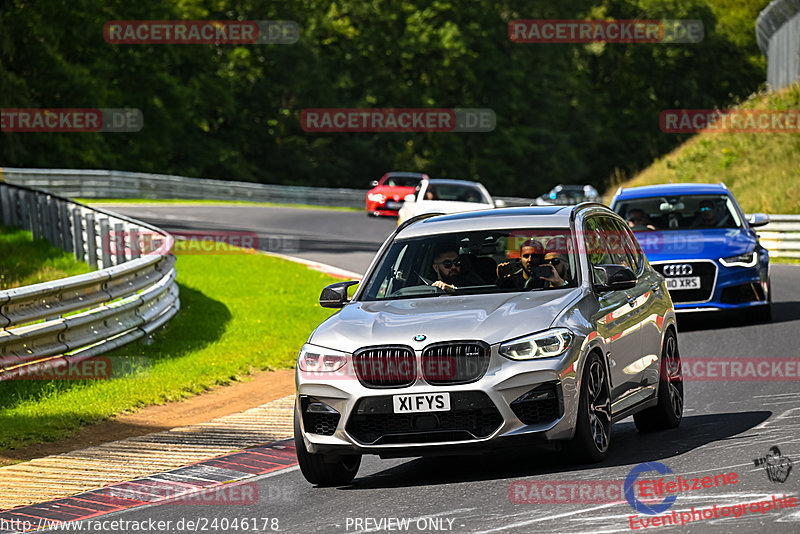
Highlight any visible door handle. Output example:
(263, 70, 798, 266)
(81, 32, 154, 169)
(650, 282, 660, 293)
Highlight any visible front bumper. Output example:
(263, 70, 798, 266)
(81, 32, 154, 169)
(658, 259, 769, 312)
(295, 344, 583, 457)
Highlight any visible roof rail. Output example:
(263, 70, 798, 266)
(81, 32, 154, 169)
(396, 212, 445, 232)
(719, 182, 728, 190)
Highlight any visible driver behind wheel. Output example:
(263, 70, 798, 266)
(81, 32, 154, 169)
(430, 243, 484, 294)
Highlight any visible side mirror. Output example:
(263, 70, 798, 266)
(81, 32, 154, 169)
(404, 194, 416, 202)
(370, 180, 379, 187)
(319, 281, 359, 308)
(593, 264, 637, 292)
(494, 199, 506, 208)
(748, 213, 770, 228)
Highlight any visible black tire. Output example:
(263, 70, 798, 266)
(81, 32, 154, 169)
(567, 352, 612, 463)
(633, 330, 683, 432)
(294, 409, 361, 486)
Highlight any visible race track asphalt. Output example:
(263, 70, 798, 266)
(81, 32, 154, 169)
(56, 204, 800, 534)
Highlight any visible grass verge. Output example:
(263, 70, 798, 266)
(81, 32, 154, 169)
(0, 225, 91, 290)
(77, 198, 362, 212)
(0, 252, 341, 451)
(607, 84, 800, 214)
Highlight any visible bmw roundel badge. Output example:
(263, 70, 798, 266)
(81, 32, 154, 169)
(414, 334, 426, 342)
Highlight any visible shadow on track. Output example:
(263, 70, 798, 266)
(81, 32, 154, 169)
(677, 302, 800, 331)
(339, 411, 770, 490)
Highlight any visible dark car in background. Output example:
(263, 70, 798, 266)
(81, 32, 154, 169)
(366, 172, 428, 217)
(610, 183, 772, 320)
(535, 184, 602, 206)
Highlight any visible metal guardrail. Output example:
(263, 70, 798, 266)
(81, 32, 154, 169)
(755, 214, 800, 259)
(756, 0, 800, 90)
(0, 181, 179, 381)
(0, 167, 537, 209)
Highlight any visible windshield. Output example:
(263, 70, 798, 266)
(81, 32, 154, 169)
(423, 184, 488, 203)
(614, 194, 742, 231)
(383, 176, 422, 187)
(361, 229, 579, 300)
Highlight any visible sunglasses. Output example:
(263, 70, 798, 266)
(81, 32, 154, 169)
(546, 258, 564, 266)
(437, 259, 461, 268)
(700, 206, 713, 212)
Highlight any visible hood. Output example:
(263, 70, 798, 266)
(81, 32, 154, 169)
(634, 228, 757, 262)
(370, 185, 416, 200)
(309, 289, 581, 352)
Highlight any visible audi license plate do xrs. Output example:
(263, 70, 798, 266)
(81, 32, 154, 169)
(665, 276, 701, 290)
(393, 393, 451, 413)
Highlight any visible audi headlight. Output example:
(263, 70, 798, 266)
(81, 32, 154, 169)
(297, 344, 348, 372)
(499, 328, 574, 361)
(368, 193, 386, 202)
(719, 250, 757, 268)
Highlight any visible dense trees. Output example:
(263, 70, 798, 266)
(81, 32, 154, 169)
(0, 0, 768, 196)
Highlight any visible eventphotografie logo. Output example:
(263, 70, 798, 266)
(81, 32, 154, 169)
(104, 20, 298, 44)
(753, 446, 793, 483)
(509, 19, 703, 44)
(1, 108, 142, 133)
(301, 108, 496, 133)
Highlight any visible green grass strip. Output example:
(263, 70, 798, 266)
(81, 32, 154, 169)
(0, 252, 341, 451)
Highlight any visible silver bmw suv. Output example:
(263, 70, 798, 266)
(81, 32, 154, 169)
(295, 204, 682, 485)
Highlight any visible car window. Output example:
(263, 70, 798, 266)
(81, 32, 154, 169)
(610, 218, 643, 275)
(614, 194, 742, 230)
(424, 184, 487, 203)
(584, 216, 631, 284)
(360, 228, 577, 300)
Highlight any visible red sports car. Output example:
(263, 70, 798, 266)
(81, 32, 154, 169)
(365, 172, 427, 217)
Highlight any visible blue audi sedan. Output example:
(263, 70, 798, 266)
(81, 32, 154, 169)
(610, 183, 771, 320)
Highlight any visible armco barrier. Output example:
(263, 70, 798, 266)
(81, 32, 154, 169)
(755, 214, 800, 259)
(0, 181, 179, 381)
(0, 167, 537, 208)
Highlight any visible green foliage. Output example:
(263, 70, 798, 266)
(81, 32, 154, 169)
(0, 0, 770, 196)
(613, 84, 800, 214)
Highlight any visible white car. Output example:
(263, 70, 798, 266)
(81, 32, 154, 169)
(396, 179, 502, 225)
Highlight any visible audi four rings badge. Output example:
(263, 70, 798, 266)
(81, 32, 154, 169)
(664, 264, 693, 276)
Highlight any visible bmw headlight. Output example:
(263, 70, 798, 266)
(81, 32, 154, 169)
(719, 250, 757, 268)
(499, 328, 574, 361)
(297, 344, 348, 372)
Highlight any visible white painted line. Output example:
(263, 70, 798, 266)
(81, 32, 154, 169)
(257, 250, 362, 280)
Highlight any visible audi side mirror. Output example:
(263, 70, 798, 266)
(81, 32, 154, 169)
(593, 264, 637, 292)
(319, 281, 359, 308)
(748, 213, 770, 228)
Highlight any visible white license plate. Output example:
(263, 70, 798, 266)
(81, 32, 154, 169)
(665, 276, 701, 290)
(385, 201, 402, 209)
(393, 393, 450, 413)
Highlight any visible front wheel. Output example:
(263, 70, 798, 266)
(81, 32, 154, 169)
(294, 409, 361, 486)
(633, 330, 683, 432)
(566, 352, 612, 463)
